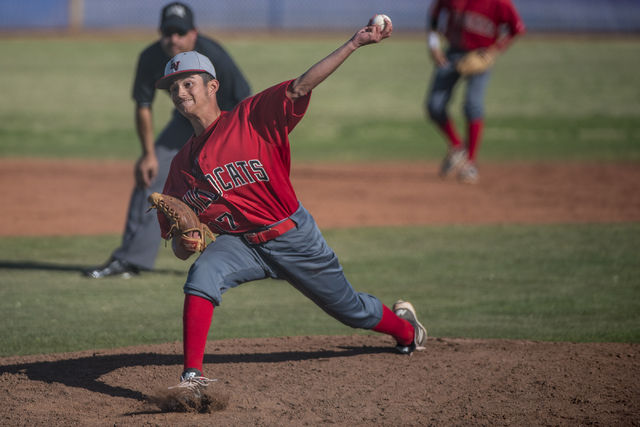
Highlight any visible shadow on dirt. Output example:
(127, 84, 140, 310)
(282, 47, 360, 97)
(0, 260, 88, 273)
(0, 260, 184, 276)
(0, 346, 393, 402)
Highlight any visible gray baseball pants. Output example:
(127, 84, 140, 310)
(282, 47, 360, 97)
(426, 48, 492, 123)
(184, 203, 384, 330)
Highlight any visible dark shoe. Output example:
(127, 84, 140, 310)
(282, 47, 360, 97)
(393, 300, 427, 355)
(83, 258, 139, 279)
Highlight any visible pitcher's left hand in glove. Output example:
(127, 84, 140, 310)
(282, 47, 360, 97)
(147, 192, 216, 253)
(456, 48, 498, 76)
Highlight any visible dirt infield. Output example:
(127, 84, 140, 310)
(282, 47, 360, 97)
(1, 159, 640, 236)
(0, 336, 638, 426)
(1, 159, 639, 426)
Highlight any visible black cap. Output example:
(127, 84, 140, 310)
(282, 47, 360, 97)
(160, 2, 195, 33)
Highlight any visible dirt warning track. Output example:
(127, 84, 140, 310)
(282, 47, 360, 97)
(1, 159, 639, 236)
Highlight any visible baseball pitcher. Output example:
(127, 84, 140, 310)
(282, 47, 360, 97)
(148, 16, 428, 405)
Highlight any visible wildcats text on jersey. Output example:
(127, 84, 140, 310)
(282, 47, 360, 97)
(202, 159, 270, 195)
(182, 188, 219, 216)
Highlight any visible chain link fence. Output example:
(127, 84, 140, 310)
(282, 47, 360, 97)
(1, 0, 640, 32)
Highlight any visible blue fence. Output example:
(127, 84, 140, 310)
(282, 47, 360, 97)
(1, 0, 639, 32)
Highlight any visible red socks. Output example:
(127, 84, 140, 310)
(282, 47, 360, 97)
(438, 118, 463, 149)
(437, 118, 484, 161)
(183, 297, 415, 365)
(183, 294, 214, 373)
(372, 304, 415, 346)
(467, 119, 484, 161)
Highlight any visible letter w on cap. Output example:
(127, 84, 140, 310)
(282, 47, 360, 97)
(170, 60, 180, 72)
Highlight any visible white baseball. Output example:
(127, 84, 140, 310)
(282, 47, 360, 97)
(372, 14, 391, 31)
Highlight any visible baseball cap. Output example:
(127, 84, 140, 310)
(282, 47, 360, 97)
(156, 51, 217, 90)
(160, 2, 194, 34)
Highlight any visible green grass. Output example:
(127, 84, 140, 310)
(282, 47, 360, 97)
(0, 35, 639, 357)
(0, 36, 639, 161)
(1, 224, 638, 357)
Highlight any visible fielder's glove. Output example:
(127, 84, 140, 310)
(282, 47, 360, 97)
(147, 192, 216, 253)
(456, 48, 498, 76)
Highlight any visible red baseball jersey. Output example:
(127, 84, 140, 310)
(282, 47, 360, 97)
(159, 80, 311, 237)
(430, 0, 526, 51)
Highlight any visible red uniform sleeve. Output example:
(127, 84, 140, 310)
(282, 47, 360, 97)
(500, 0, 526, 36)
(246, 80, 311, 147)
(156, 212, 171, 240)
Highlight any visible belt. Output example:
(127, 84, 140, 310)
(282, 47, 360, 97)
(243, 218, 296, 245)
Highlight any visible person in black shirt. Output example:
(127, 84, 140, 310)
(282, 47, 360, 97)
(84, 2, 251, 279)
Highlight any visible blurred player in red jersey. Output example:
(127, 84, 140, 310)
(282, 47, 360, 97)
(426, 0, 525, 184)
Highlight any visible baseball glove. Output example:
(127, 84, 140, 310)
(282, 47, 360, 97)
(456, 49, 498, 76)
(147, 192, 216, 253)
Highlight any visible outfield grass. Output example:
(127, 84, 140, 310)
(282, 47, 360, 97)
(0, 35, 639, 357)
(1, 224, 638, 357)
(0, 36, 639, 161)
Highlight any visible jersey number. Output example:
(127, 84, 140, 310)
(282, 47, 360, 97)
(211, 212, 239, 232)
